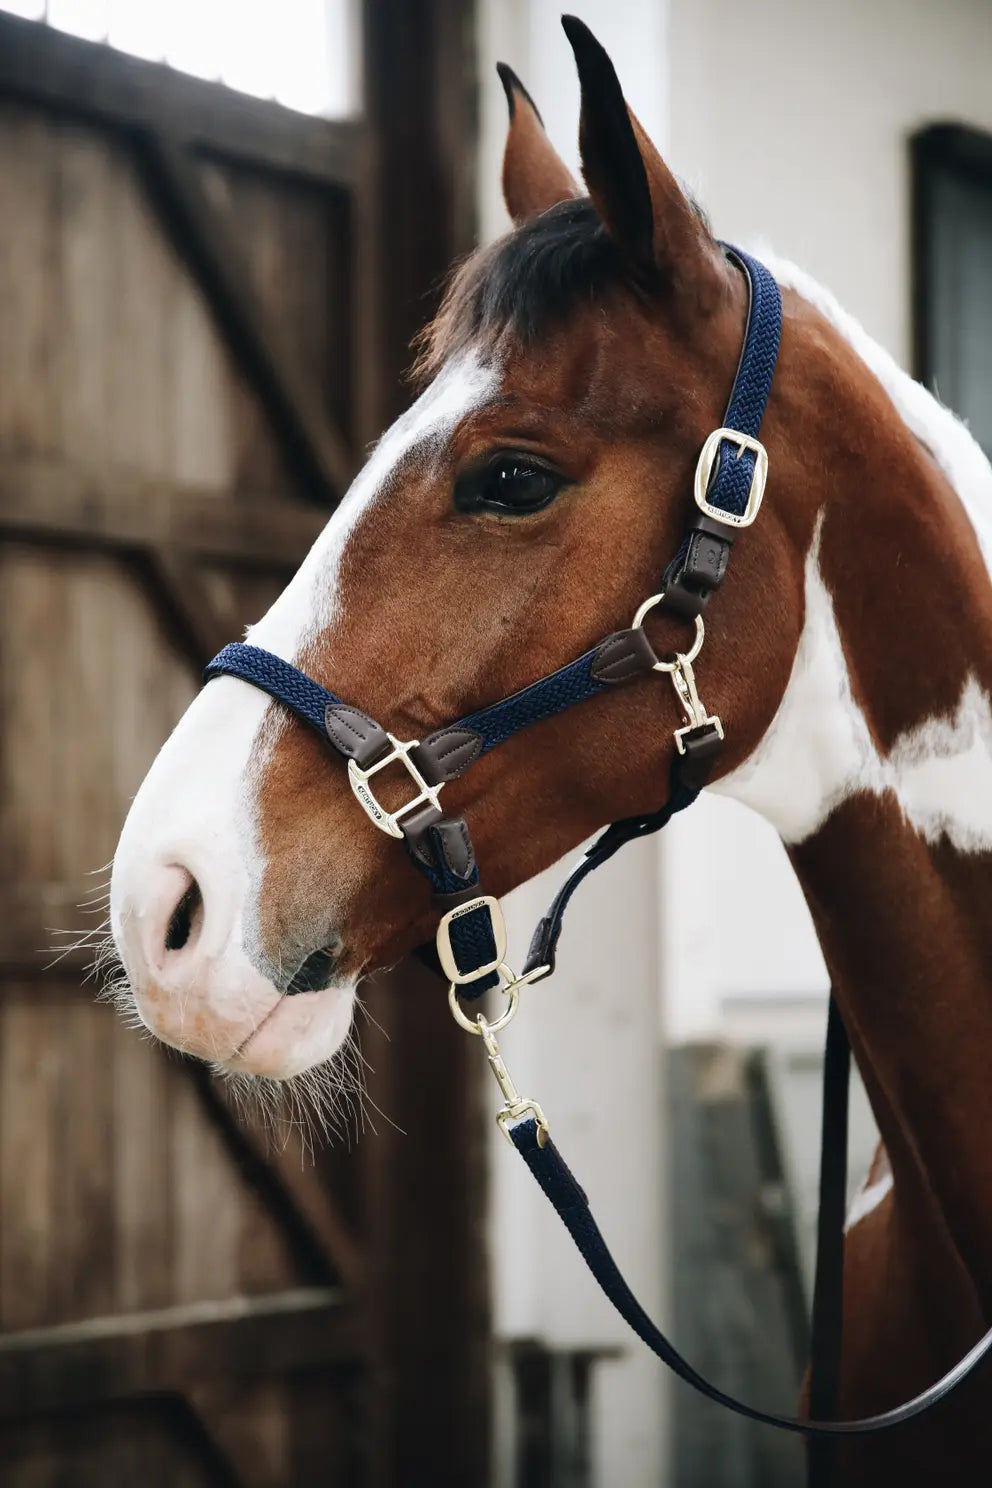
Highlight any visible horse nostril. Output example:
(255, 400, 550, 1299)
(165, 878, 203, 953)
(286, 945, 340, 995)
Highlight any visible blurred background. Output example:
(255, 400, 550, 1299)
(0, 1, 989, 1484)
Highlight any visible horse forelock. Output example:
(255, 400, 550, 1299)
(415, 192, 712, 383)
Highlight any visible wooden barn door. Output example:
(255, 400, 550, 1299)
(0, 6, 487, 1486)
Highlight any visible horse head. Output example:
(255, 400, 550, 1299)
(110, 19, 817, 1082)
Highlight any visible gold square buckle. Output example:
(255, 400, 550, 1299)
(436, 894, 507, 985)
(694, 427, 768, 529)
(347, 735, 443, 838)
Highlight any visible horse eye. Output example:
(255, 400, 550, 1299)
(454, 454, 565, 515)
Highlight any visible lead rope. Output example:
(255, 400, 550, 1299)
(466, 998, 992, 1443)
(807, 994, 851, 1485)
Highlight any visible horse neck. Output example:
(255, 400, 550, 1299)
(716, 309, 992, 1304)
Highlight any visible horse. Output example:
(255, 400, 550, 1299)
(108, 16, 992, 1484)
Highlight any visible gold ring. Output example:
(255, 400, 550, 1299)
(448, 964, 520, 1034)
(631, 594, 705, 672)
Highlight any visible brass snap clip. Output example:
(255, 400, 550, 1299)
(447, 955, 551, 1147)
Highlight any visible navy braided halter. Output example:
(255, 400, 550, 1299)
(209, 250, 775, 985)
(204, 248, 992, 1444)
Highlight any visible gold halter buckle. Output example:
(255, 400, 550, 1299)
(347, 734, 442, 838)
(694, 427, 768, 528)
(436, 894, 507, 985)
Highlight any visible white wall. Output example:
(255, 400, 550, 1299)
(670, 0, 992, 368)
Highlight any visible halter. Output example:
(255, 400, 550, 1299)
(204, 248, 992, 1453)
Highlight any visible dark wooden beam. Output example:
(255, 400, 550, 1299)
(363, 0, 478, 428)
(229, 1102, 368, 1293)
(135, 132, 354, 505)
(0, 457, 325, 567)
(143, 547, 238, 671)
(0, 1289, 361, 1418)
(358, 5, 490, 1485)
(0, 10, 369, 188)
(185, 1062, 365, 1294)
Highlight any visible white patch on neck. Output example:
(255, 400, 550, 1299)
(713, 253, 992, 850)
(846, 1168, 894, 1232)
(760, 251, 992, 577)
(248, 349, 499, 662)
(714, 518, 992, 849)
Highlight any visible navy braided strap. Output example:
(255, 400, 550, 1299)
(508, 1116, 992, 1436)
(209, 641, 626, 775)
(453, 646, 608, 754)
(422, 824, 499, 997)
(663, 248, 782, 604)
(206, 644, 344, 735)
(707, 247, 782, 519)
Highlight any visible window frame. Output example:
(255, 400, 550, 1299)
(911, 122, 992, 416)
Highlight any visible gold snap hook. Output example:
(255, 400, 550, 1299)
(448, 967, 551, 1147)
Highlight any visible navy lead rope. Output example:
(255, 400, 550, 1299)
(203, 247, 992, 1447)
(507, 1099, 992, 1439)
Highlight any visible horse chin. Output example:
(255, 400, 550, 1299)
(218, 982, 358, 1080)
(127, 963, 357, 1082)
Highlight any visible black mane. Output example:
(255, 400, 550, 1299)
(419, 192, 711, 377)
(419, 198, 626, 374)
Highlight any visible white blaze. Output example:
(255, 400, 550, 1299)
(110, 351, 499, 1075)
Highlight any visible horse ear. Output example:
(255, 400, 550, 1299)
(562, 15, 719, 291)
(498, 61, 580, 226)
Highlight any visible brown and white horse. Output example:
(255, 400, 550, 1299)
(109, 18, 992, 1483)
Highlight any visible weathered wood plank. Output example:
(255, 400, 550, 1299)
(199, 158, 355, 467)
(0, 1395, 240, 1488)
(189, 1379, 291, 1488)
(144, 547, 238, 670)
(113, 1006, 174, 1314)
(0, 997, 61, 1331)
(0, 11, 369, 188)
(50, 999, 118, 1323)
(231, 1107, 366, 1293)
(0, 97, 300, 498)
(135, 133, 354, 503)
(0, 548, 69, 890)
(0, 1289, 361, 1418)
(171, 1064, 270, 1309)
(0, 104, 60, 457)
(360, 960, 491, 1488)
(53, 118, 117, 472)
(0, 456, 325, 565)
(105, 118, 179, 478)
(185, 1063, 363, 1292)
